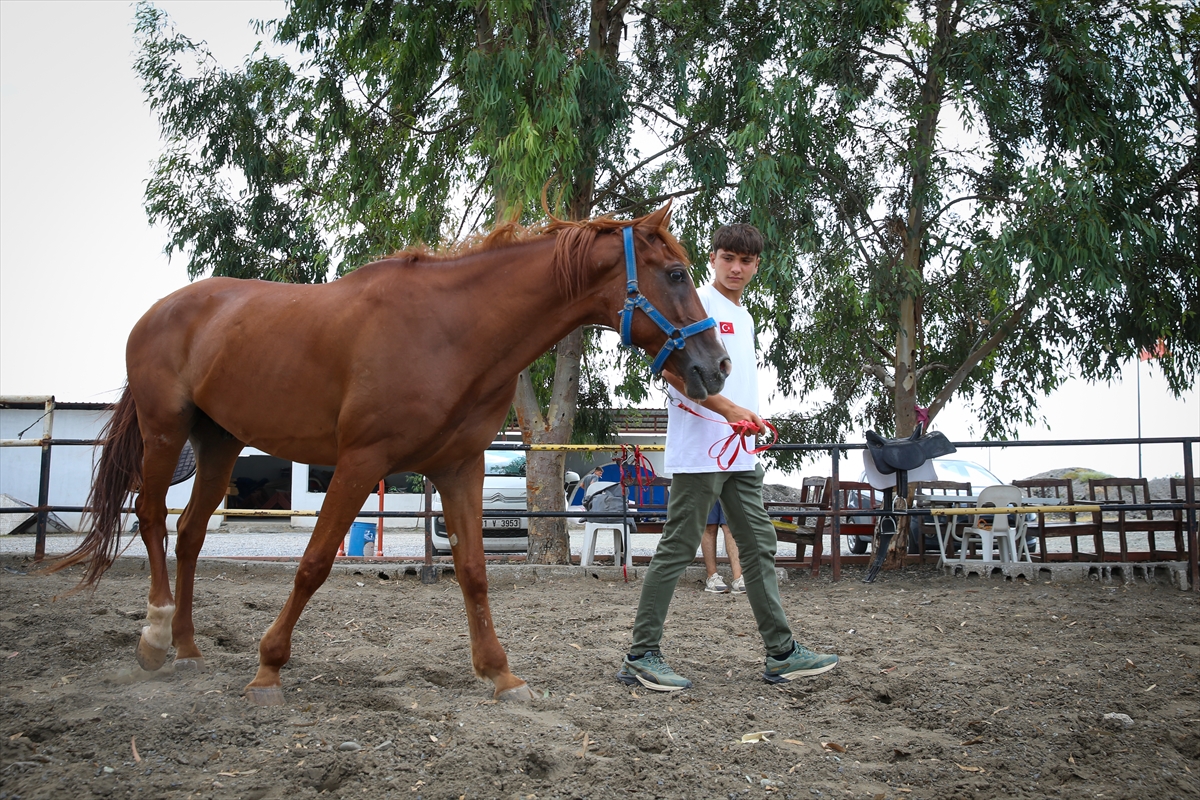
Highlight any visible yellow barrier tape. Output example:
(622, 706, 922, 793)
(929, 504, 1100, 516)
(527, 444, 664, 451)
(167, 509, 320, 517)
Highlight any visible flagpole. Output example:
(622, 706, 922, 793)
(1137, 357, 1143, 479)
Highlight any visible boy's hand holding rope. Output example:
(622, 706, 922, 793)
(674, 401, 779, 470)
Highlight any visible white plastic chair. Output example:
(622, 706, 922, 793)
(956, 485, 1028, 564)
(579, 481, 633, 568)
(580, 521, 633, 568)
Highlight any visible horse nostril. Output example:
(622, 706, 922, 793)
(719, 358, 732, 376)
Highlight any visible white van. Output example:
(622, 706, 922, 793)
(430, 449, 578, 554)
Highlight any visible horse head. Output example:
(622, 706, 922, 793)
(614, 203, 730, 401)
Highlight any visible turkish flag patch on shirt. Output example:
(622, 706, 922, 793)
(719, 321, 735, 334)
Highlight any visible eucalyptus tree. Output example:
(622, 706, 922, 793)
(135, 0, 1197, 562)
(133, 0, 776, 562)
(749, 0, 1198, 459)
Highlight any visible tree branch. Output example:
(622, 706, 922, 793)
(926, 292, 1039, 423)
(514, 368, 546, 435)
(592, 125, 715, 208)
(862, 362, 896, 388)
(855, 44, 921, 77)
(608, 183, 738, 215)
(1134, 154, 1199, 212)
(634, 102, 686, 130)
(871, 338, 896, 363)
(925, 193, 1017, 228)
(915, 362, 952, 380)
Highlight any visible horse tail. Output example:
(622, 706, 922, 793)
(47, 386, 143, 588)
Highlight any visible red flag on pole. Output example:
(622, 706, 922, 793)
(1139, 338, 1167, 361)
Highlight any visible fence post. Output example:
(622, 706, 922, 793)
(34, 397, 54, 562)
(829, 446, 841, 581)
(377, 480, 385, 557)
(421, 476, 438, 583)
(1185, 440, 1197, 592)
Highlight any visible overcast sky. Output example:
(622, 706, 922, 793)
(1, 1, 1195, 483)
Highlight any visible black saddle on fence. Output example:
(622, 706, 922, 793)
(865, 426, 956, 474)
(862, 425, 956, 584)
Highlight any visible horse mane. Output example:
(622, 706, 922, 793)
(385, 211, 689, 300)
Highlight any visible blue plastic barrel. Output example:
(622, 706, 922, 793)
(347, 522, 377, 557)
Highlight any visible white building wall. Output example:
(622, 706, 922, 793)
(0, 406, 216, 532)
(290, 464, 427, 530)
(2, 405, 666, 534)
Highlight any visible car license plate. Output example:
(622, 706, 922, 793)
(483, 518, 521, 529)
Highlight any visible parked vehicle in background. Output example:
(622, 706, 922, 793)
(849, 458, 1033, 555)
(431, 449, 578, 554)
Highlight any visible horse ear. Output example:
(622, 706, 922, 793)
(636, 201, 673, 233)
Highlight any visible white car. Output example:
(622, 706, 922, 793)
(430, 449, 577, 555)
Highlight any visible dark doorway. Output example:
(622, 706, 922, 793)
(227, 454, 292, 519)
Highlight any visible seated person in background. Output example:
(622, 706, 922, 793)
(578, 466, 605, 496)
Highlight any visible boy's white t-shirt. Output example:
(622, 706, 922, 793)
(664, 283, 759, 475)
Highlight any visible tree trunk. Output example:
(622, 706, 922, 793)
(517, 327, 584, 564)
(888, 272, 919, 566)
(512, 0, 625, 564)
(895, 294, 918, 438)
(888, 0, 955, 566)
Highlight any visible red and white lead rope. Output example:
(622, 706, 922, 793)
(612, 444, 656, 582)
(674, 401, 779, 470)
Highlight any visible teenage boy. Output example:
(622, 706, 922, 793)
(617, 224, 838, 691)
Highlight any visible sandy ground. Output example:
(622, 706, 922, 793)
(1, 553, 1197, 800)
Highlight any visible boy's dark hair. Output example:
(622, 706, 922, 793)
(711, 224, 763, 256)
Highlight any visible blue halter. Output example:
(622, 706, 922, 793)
(618, 226, 717, 374)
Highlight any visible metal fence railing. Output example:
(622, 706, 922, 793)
(2, 397, 1195, 590)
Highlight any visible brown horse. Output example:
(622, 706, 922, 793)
(55, 204, 728, 705)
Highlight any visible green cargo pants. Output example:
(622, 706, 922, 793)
(631, 464, 793, 655)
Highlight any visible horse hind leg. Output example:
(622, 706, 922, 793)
(172, 429, 244, 672)
(132, 426, 190, 672)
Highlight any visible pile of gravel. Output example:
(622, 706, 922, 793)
(763, 483, 805, 504)
(1020, 467, 1181, 503)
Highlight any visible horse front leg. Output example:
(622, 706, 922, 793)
(435, 466, 535, 701)
(244, 455, 380, 706)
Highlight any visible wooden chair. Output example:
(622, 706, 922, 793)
(769, 477, 877, 572)
(800, 476, 826, 505)
(768, 503, 817, 565)
(766, 477, 828, 565)
(1013, 478, 1102, 562)
(909, 480, 971, 562)
(1170, 477, 1199, 558)
(808, 479, 879, 577)
(1089, 478, 1181, 561)
(794, 476, 827, 528)
(765, 477, 820, 563)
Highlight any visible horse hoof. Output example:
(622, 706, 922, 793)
(244, 686, 285, 707)
(495, 683, 536, 703)
(136, 639, 169, 672)
(173, 657, 207, 673)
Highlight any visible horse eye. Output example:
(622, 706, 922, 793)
(669, 270, 686, 283)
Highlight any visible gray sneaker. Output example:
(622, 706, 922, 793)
(763, 641, 838, 683)
(730, 576, 746, 595)
(704, 573, 729, 593)
(617, 651, 693, 692)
